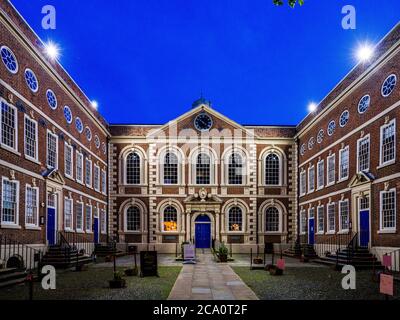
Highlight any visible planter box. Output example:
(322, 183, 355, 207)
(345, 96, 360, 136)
(109, 279, 126, 288)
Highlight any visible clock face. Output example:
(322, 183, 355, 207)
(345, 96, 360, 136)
(194, 113, 213, 131)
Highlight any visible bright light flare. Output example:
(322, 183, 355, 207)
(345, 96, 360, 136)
(308, 102, 318, 113)
(44, 41, 60, 61)
(356, 43, 374, 63)
(91, 100, 99, 109)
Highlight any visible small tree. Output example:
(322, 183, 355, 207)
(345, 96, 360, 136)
(273, 0, 304, 8)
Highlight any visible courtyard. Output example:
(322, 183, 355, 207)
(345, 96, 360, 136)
(0, 252, 396, 300)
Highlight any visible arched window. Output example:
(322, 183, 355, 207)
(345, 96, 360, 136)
(265, 207, 280, 232)
(228, 207, 243, 231)
(126, 152, 141, 184)
(228, 153, 243, 185)
(163, 206, 178, 231)
(265, 153, 280, 185)
(196, 153, 210, 184)
(164, 152, 178, 184)
(126, 206, 140, 231)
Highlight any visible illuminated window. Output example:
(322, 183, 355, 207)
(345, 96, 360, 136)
(163, 206, 177, 232)
(228, 207, 242, 231)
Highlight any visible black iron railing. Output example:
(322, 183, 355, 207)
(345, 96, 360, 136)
(58, 231, 95, 256)
(315, 232, 355, 258)
(0, 233, 43, 273)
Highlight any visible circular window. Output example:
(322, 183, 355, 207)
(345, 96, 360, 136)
(102, 142, 107, 154)
(0, 46, 18, 74)
(94, 135, 100, 149)
(327, 120, 336, 136)
(85, 126, 92, 141)
(300, 144, 306, 156)
(75, 117, 83, 133)
(381, 74, 397, 97)
(63, 106, 73, 124)
(24, 68, 39, 93)
(46, 89, 57, 110)
(358, 95, 370, 114)
(317, 129, 324, 144)
(339, 110, 349, 127)
(308, 137, 315, 150)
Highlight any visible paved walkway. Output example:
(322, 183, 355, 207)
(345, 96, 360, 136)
(168, 251, 258, 300)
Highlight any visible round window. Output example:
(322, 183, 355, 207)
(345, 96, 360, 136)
(46, 89, 57, 110)
(0, 46, 18, 74)
(327, 120, 336, 136)
(381, 74, 397, 97)
(358, 95, 370, 114)
(339, 110, 349, 127)
(63, 106, 73, 124)
(25, 68, 39, 93)
(317, 129, 324, 144)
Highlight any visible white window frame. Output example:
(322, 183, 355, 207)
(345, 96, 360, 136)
(308, 165, 315, 193)
(85, 204, 92, 233)
(326, 154, 336, 186)
(379, 188, 396, 232)
(1, 177, 19, 226)
(64, 142, 74, 179)
(100, 208, 107, 234)
(24, 114, 38, 162)
(46, 130, 58, 169)
(0, 99, 18, 153)
(64, 197, 74, 232)
(101, 169, 107, 195)
(338, 146, 349, 182)
(316, 205, 324, 234)
(300, 209, 307, 235)
(94, 164, 100, 192)
(379, 119, 396, 167)
(76, 151, 84, 184)
(85, 158, 92, 188)
(326, 202, 335, 234)
(25, 184, 39, 228)
(76, 201, 84, 232)
(339, 199, 350, 233)
(357, 135, 370, 173)
(316, 160, 324, 190)
(300, 170, 306, 196)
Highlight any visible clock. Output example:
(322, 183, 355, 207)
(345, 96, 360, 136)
(194, 113, 213, 131)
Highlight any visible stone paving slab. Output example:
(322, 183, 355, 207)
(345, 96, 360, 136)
(168, 251, 258, 300)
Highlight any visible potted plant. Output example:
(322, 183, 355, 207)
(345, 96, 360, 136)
(109, 271, 126, 288)
(217, 243, 229, 262)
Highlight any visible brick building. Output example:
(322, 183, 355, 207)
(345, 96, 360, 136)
(0, 0, 399, 261)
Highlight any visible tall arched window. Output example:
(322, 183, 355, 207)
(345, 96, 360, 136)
(196, 153, 211, 184)
(163, 152, 178, 184)
(228, 153, 243, 185)
(265, 153, 280, 185)
(126, 206, 140, 231)
(163, 206, 178, 231)
(265, 207, 280, 232)
(228, 207, 243, 231)
(126, 152, 140, 184)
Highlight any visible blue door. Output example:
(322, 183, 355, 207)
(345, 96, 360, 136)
(195, 223, 211, 248)
(47, 207, 56, 245)
(308, 218, 315, 245)
(94, 217, 99, 244)
(359, 210, 370, 247)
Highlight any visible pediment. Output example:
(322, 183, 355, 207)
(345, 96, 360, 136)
(147, 104, 256, 139)
(348, 171, 375, 188)
(42, 168, 65, 185)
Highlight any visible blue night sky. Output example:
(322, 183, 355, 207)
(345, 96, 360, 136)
(9, 0, 400, 125)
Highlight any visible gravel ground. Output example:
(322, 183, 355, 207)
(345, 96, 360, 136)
(0, 266, 181, 300)
(233, 266, 400, 300)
